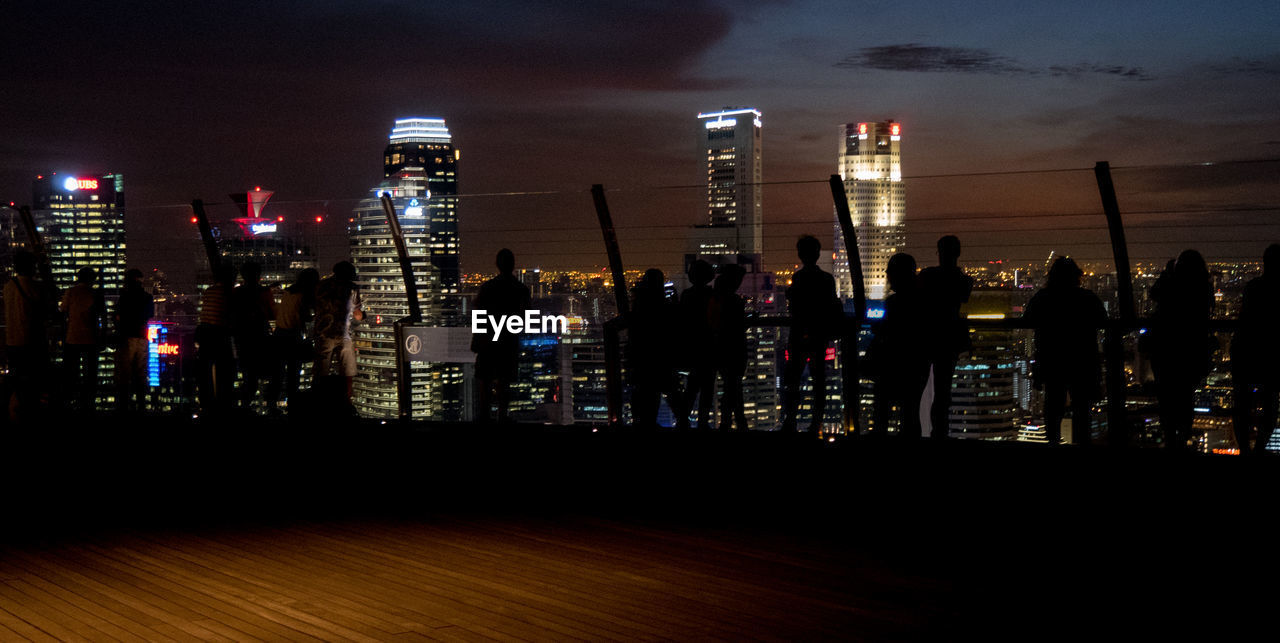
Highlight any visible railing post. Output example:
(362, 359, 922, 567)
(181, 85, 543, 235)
(1095, 162, 1135, 447)
(830, 175, 866, 434)
(380, 193, 424, 423)
(591, 184, 629, 428)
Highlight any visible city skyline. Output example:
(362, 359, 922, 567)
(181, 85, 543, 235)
(3, 1, 1279, 283)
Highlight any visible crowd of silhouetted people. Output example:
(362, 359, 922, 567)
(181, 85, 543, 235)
(3, 237, 1279, 452)
(0, 250, 366, 423)
(615, 235, 1280, 453)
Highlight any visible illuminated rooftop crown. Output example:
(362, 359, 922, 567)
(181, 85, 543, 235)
(389, 117, 451, 143)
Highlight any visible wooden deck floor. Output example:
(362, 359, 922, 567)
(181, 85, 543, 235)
(0, 515, 950, 641)
(2, 420, 1277, 640)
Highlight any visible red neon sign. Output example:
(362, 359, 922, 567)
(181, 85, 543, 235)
(890, 123, 901, 136)
(156, 343, 179, 356)
(858, 123, 867, 135)
(78, 178, 99, 189)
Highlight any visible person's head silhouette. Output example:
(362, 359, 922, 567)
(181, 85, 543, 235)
(688, 259, 714, 287)
(937, 235, 961, 267)
(716, 263, 745, 294)
(76, 266, 96, 285)
(333, 260, 356, 282)
(1047, 256, 1082, 289)
(1175, 249, 1207, 284)
(886, 253, 917, 294)
(496, 248, 515, 275)
(240, 262, 262, 285)
(1264, 243, 1280, 275)
(215, 263, 237, 287)
(297, 267, 320, 289)
(640, 268, 665, 291)
(796, 235, 821, 267)
(124, 268, 143, 285)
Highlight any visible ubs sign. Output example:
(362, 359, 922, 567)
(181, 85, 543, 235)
(62, 176, 100, 191)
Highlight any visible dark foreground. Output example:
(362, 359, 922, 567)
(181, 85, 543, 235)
(1, 419, 1277, 640)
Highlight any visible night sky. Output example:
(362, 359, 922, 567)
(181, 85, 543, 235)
(4, 1, 1279, 288)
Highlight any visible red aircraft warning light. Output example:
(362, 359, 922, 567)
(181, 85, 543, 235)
(314, 215, 323, 223)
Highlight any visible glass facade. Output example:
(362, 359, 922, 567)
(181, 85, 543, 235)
(352, 118, 464, 420)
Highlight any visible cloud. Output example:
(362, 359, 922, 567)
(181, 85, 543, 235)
(1208, 57, 1280, 77)
(835, 44, 1153, 80)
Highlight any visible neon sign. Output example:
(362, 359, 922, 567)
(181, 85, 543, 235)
(62, 177, 99, 191)
(250, 222, 277, 235)
(402, 197, 423, 218)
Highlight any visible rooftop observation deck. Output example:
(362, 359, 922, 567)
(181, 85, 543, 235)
(2, 418, 1275, 640)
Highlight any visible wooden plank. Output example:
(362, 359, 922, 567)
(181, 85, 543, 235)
(0, 605, 53, 642)
(125, 530, 416, 637)
(4, 546, 239, 641)
(314, 520, 726, 638)
(192, 528, 521, 641)
(0, 582, 95, 642)
(4, 578, 154, 643)
(61, 546, 325, 642)
(90, 543, 379, 642)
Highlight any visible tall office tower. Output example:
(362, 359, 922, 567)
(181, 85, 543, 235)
(33, 173, 127, 407)
(693, 108, 763, 258)
(351, 118, 464, 421)
(834, 121, 905, 302)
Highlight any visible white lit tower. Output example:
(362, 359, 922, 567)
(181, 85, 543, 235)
(834, 121, 905, 302)
(685, 108, 778, 429)
(692, 108, 763, 259)
(351, 118, 463, 421)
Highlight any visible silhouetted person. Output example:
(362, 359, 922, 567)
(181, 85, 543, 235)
(1023, 257, 1106, 446)
(313, 261, 363, 412)
(5, 251, 53, 422)
(267, 267, 319, 415)
(115, 268, 154, 414)
(1147, 250, 1213, 451)
(60, 266, 105, 414)
(709, 263, 748, 431)
(472, 249, 531, 423)
(919, 235, 974, 439)
(197, 264, 237, 416)
(870, 253, 929, 438)
(1231, 243, 1280, 454)
(231, 262, 276, 411)
(677, 259, 717, 429)
(782, 235, 841, 433)
(629, 268, 680, 429)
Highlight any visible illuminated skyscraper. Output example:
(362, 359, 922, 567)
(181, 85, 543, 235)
(33, 173, 126, 298)
(685, 108, 777, 429)
(351, 118, 464, 421)
(694, 108, 763, 258)
(33, 172, 127, 407)
(834, 121, 905, 302)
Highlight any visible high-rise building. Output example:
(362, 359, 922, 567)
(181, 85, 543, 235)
(694, 108, 763, 258)
(685, 108, 778, 430)
(834, 121, 905, 302)
(33, 172, 127, 407)
(351, 117, 464, 421)
(33, 173, 126, 298)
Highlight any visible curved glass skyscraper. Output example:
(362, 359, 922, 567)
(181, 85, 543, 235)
(351, 118, 463, 420)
